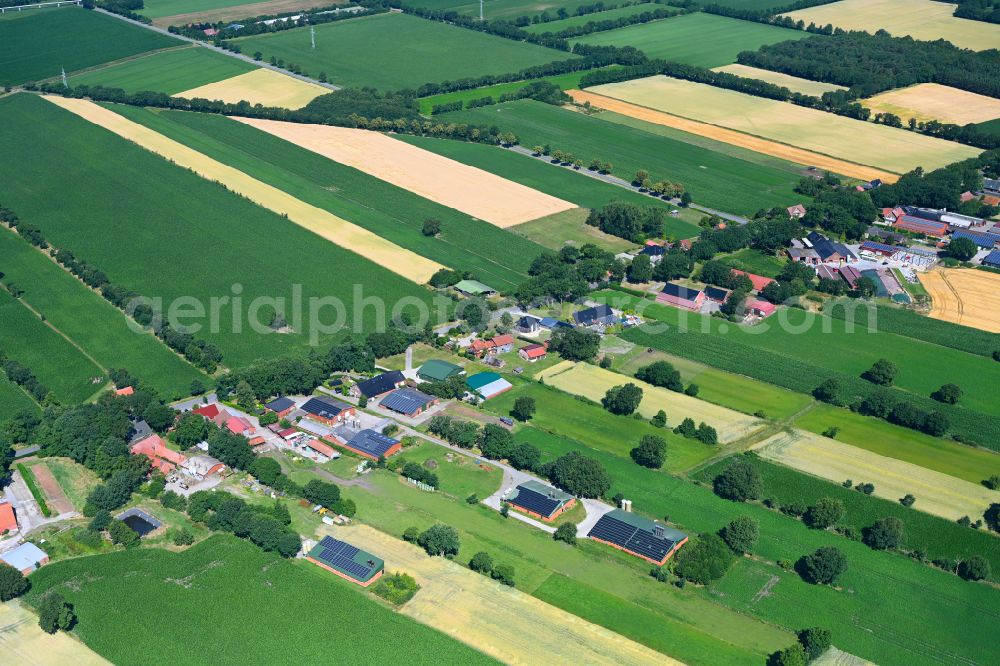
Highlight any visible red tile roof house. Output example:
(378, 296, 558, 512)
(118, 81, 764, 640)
(226, 416, 255, 437)
(469, 334, 515, 358)
(745, 298, 777, 319)
(131, 434, 187, 475)
(115, 386, 134, 397)
(519, 343, 548, 362)
(730, 269, 775, 292)
(193, 403, 234, 429)
(657, 283, 706, 311)
(303, 438, 338, 462)
(787, 204, 807, 219)
(0, 502, 18, 535)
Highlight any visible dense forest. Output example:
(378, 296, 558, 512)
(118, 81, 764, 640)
(952, 0, 1000, 25)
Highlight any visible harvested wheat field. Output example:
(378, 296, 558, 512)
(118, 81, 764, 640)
(569, 90, 895, 183)
(236, 117, 577, 227)
(43, 96, 442, 283)
(176, 68, 329, 110)
(863, 84, 1000, 125)
(0, 600, 110, 666)
(782, 0, 1000, 51)
(579, 78, 980, 173)
(753, 430, 1000, 522)
(536, 360, 763, 443)
(151, 0, 341, 27)
(712, 64, 846, 97)
(920, 268, 1000, 333)
(325, 524, 680, 666)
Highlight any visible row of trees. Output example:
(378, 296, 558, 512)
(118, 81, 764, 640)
(585, 201, 670, 243)
(814, 376, 950, 437)
(431, 81, 569, 115)
(0, 353, 50, 404)
(533, 5, 682, 39)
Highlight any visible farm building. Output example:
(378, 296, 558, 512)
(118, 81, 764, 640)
(516, 315, 541, 333)
(815, 265, 840, 281)
(806, 232, 858, 263)
(519, 343, 548, 362)
(657, 283, 705, 311)
(573, 304, 616, 327)
(418, 359, 464, 383)
(587, 509, 687, 566)
(745, 298, 777, 319)
(839, 265, 862, 289)
(469, 334, 515, 358)
(306, 535, 384, 587)
(303, 438, 339, 462)
(639, 244, 666, 262)
(951, 229, 1000, 249)
(128, 419, 153, 444)
(131, 434, 186, 475)
(881, 207, 905, 224)
(894, 216, 948, 238)
(115, 386, 134, 397)
(453, 279, 496, 297)
(787, 246, 820, 265)
(0, 542, 49, 575)
(466, 372, 513, 400)
(0, 502, 17, 534)
(183, 455, 225, 480)
(730, 269, 776, 291)
(193, 403, 236, 430)
(342, 429, 402, 460)
(983, 250, 1000, 268)
(867, 226, 905, 244)
(352, 370, 405, 399)
(380, 387, 438, 417)
(787, 204, 807, 218)
(264, 396, 296, 418)
(859, 240, 899, 259)
(225, 415, 255, 436)
(539, 317, 573, 330)
(506, 480, 575, 522)
(301, 396, 356, 426)
(704, 286, 729, 303)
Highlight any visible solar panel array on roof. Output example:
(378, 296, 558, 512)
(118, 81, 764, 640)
(346, 429, 399, 458)
(301, 396, 351, 420)
(314, 536, 376, 580)
(860, 240, 899, 254)
(355, 371, 404, 398)
(952, 229, 1000, 248)
(509, 486, 561, 518)
(588, 513, 677, 562)
(380, 388, 434, 415)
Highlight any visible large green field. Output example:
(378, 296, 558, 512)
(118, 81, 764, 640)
(0, 227, 207, 399)
(440, 99, 804, 215)
(69, 46, 255, 95)
(0, 93, 436, 368)
(523, 3, 676, 33)
(0, 8, 179, 86)
(25, 535, 496, 665)
(0, 375, 38, 421)
(575, 12, 809, 68)
(231, 12, 576, 90)
(106, 104, 544, 290)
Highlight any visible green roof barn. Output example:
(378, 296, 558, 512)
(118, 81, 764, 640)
(418, 359, 464, 382)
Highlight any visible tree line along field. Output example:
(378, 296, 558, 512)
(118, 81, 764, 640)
(69, 46, 256, 96)
(108, 105, 544, 290)
(0, 94, 437, 368)
(0, 7, 180, 87)
(522, 2, 677, 33)
(417, 68, 615, 114)
(0, 376, 38, 421)
(440, 99, 805, 215)
(574, 12, 810, 69)
(230, 12, 577, 90)
(0, 226, 207, 398)
(403, 0, 604, 20)
(25, 535, 497, 665)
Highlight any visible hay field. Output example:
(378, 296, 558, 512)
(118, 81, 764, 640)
(863, 83, 1000, 125)
(147, 0, 339, 26)
(536, 360, 763, 443)
(782, 0, 1000, 51)
(569, 90, 896, 182)
(237, 116, 576, 227)
(0, 600, 110, 666)
(44, 96, 442, 283)
(713, 64, 846, 97)
(329, 524, 679, 666)
(176, 68, 328, 110)
(582, 77, 980, 173)
(920, 268, 1000, 333)
(753, 431, 1000, 522)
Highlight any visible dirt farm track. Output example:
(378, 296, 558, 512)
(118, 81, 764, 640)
(920, 268, 1000, 334)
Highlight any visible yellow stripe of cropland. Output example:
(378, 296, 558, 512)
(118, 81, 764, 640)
(176, 69, 329, 111)
(43, 96, 444, 284)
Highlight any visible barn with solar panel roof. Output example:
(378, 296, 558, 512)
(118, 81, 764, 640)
(587, 509, 688, 565)
(306, 535, 384, 587)
(505, 480, 576, 522)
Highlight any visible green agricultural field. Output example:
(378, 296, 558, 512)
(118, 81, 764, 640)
(0, 93, 437, 368)
(394, 134, 701, 237)
(975, 116, 1000, 138)
(139, 0, 267, 19)
(523, 3, 676, 33)
(0, 286, 103, 405)
(575, 12, 809, 68)
(25, 535, 496, 665)
(0, 227, 207, 399)
(403, 0, 604, 20)
(0, 7, 179, 86)
(696, 453, 1000, 574)
(0, 375, 38, 421)
(69, 46, 255, 95)
(794, 403, 1000, 483)
(108, 105, 544, 290)
(418, 68, 614, 114)
(440, 100, 803, 215)
(512, 208, 637, 252)
(231, 12, 576, 90)
(717, 248, 788, 278)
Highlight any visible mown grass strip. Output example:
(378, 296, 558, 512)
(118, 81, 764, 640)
(17, 463, 51, 517)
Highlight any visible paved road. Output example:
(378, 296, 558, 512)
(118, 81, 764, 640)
(95, 8, 341, 93)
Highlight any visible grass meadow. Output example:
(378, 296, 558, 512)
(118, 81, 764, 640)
(575, 13, 808, 68)
(25, 535, 496, 665)
(232, 12, 576, 90)
(0, 8, 179, 86)
(523, 3, 677, 33)
(69, 45, 255, 95)
(0, 227, 207, 399)
(512, 208, 637, 252)
(0, 376, 37, 421)
(716, 248, 788, 277)
(110, 105, 544, 290)
(441, 100, 804, 215)
(0, 93, 437, 368)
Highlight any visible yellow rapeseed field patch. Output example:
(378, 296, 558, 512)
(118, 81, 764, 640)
(0, 600, 110, 666)
(863, 83, 1000, 125)
(712, 64, 847, 97)
(581, 77, 979, 174)
(325, 524, 682, 666)
(44, 96, 443, 283)
(753, 430, 1000, 522)
(783, 0, 1000, 51)
(237, 116, 577, 227)
(920, 268, 1000, 333)
(176, 68, 329, 110)
(537, 360, 763, 443)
